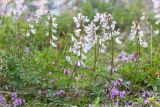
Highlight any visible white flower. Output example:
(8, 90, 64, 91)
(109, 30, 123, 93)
(94, 13, 101, 22)
(50, 40, 57, 47)
(152, 0, 160, 25)
(154, 29, 159, 35)
(26, 32, 30, 37)
(75, 29, 81, 37)
(76, 60, 85, 67)
(31, 29, 36, 34)
(115, 37, 122, 44)
(66, 55, 72, 63)
(139, 40, 148, 48)
(52, 35, 57, 41)
(140, 13, 146, 21)
(73, 13, 89, 28)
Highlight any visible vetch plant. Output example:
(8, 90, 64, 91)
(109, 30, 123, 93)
(45, 12, 58, 48)
(1, 1, 160, 106)
(105, 78, 128, 99)
(129, 21, 148, 88)
(84, 13, 121, 73)
(129, 21, 148, 48)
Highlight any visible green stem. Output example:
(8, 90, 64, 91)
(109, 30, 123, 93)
(111, 36, 114, 75)
(94, 43, 97, 72)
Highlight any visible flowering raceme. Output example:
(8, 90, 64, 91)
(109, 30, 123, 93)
(67, 13, 90, 66)
(67, 13, 121, 67)
(129, 21, 148, 48)
(26, 5, 46, 37)
(45, 12, 58, 48)
(92, 13, 121, 53)
(152, 0, 160, 35)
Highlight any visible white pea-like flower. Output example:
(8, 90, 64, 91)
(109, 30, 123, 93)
(115, 37, 122, 44)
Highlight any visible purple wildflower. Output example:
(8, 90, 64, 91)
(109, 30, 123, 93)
(142, 91, 153, 98)
(108, 64, 118, 74)
(112, 78, 123, 87)
(25, 47, 30, 55)
(46, 89, 49, 97)
(13, 98, 25, 107)
(63, 69, 70, 75)
(118, 51, 129, 62)
(0, 94, 6, 105)
(11, 92, 25, 107)
(12, 92, 17, 100)
(120, 91, 126, 98)
(110, 87, 120, 98)
(144, 99, 149, 104)
(56, 90, 65, 97)
(38, 90, 42, 97)
(118, 78, 123, 83)
(128, 53, 138, 61)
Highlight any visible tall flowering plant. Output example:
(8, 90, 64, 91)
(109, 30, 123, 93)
(67, 13, 90, 67)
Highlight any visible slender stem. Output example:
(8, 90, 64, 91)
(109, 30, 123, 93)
(66, 62, 77, 89)
(150, 26, 153, 68)
(111, 35, 114, 75)
(94, 43, 97, 72)
(133, 27, 140, 87)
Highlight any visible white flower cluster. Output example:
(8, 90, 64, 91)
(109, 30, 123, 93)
(67, 13, 90, 66)
(93, 13, 121, 53)
(12, 0, 27, 17)
(67, 13, 120, 66)
(129, 21, 148, 48)
(45, 12, 58, 48)
(152, 0, 160, 35)
(140, 12, 151, 35)
(35, 6, 47, 24)
(26, 6, 46, 37)
(26, 21, 36, 37)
